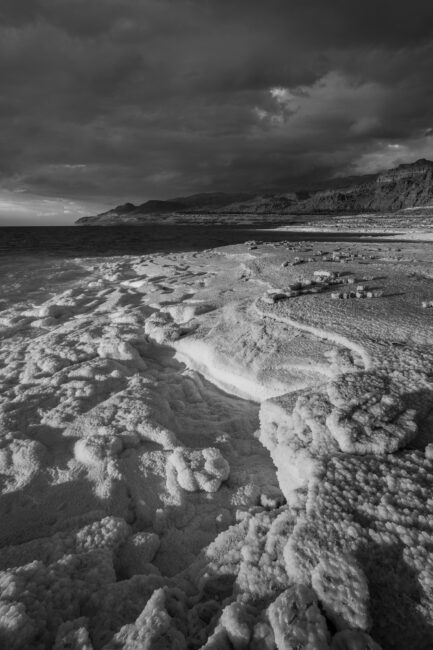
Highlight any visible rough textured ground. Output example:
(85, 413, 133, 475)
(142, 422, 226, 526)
(1, 238, 433, 649)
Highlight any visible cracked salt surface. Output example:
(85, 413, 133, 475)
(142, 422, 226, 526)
(1, 238, 433, 648)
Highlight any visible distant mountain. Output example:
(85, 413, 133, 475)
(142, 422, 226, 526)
(209, 193, 300, 215)
(77, 192, 254, 224)
(76, 159, 433, 225)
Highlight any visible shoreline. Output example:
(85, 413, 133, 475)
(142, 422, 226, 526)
(264, 224, 433, 241)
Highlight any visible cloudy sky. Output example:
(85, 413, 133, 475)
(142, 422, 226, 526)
(1, 0, 433, 224)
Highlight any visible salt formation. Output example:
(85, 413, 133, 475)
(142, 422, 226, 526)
(118, 531, 160, 578)
(74, 435, 124, 467)
(311, 552, 370, 631)
(103, 589, 187, 649)
(1, 239, 433, 648)
(169, 447, 230, 493)
(267, 586, 330, 650)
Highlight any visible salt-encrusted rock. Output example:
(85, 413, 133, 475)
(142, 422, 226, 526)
(250, 622, 275, 649)
(0, 438, 46, 484)
(0, 601, 36, 650)
(260, 485, 286, 509)
(144, 311, 181, 343)
(68, 376, 180, 451)
(325, 371, 417, 454)
(327, 348, 358, 373)
(261, 367, 418, 513)
(284, 450, 433, 649)
(103, 588, 187, 649)
(118, 532, 160, 577)
(267, 585, 330, 650)
(220, 601, 255, 648)
(82, 574, 167, 647)
(266, 292, 290, 304)
(200, 626, 233, 649)
(53, 617, 94, 650)
(169, 447, 230, 492)
(74, 435, 124, 466)
(236, 509, 293, 603)
(30, 316, 58, 328)
(192, 519, 250, 594)
(314, 270, 334, 279)
(0, 549, 116, 648)
(330, 630, 382, 650)
(311, 552, 370, 631)
(162, 301, 215, 324)
(291, 392, 335, 449)
(259, 392, 338, 504)
(326, 405, 417, 454)
(97, 338, 146, 369)
(197, 601, 260, 650)
(326, 371, 386, 409)
(0, 516, 129, 572)
(37, 303, 70, 319)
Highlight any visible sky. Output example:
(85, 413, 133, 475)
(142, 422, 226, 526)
(1, 0, 433, 224)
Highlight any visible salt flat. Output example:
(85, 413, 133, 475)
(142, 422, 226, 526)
(0, 237, 433, 649)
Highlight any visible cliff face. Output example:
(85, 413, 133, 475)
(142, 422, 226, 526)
(213, 193, 299, 214)
(371, 159, 433, 210)
(76, 159, 433, 224)
(299, 159, 433, 213)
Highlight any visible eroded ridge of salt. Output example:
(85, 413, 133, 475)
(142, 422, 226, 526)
(1, 239, 433, 648)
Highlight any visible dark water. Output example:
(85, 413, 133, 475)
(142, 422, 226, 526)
(0, 225, 406, 259)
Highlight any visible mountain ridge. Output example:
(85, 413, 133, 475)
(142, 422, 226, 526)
(76, 159, 433, 225)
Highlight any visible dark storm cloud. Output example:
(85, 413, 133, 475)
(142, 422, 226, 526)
(1, 0, 433, 221)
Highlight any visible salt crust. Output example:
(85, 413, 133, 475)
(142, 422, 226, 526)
(2, 241, 433, 648)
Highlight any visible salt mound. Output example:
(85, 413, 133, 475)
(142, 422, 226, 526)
(103, 588, 187, 649)
(267, 585, 330, 650)
(74, 435, 124, 467)
(169, 447, 230, 493)
(144, 311, 181, 343)
(325, 371, 417, 454)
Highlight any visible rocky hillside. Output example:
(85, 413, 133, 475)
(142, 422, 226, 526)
(76, 159, 433, 225)
(77, 192, 254, 225)
(300, 158, 433, 213)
